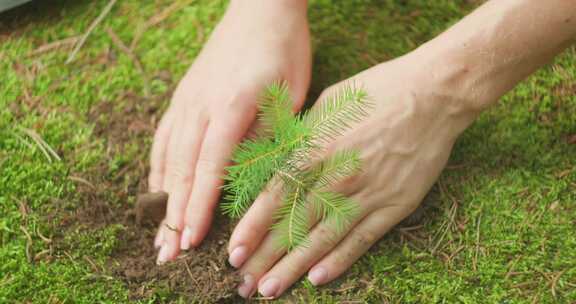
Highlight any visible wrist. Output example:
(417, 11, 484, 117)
(394, 50, 484, 137)
(409, 43, 497, 115)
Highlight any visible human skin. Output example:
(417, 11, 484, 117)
(149, 0, 310, 264)
(225, 0, 576, 298)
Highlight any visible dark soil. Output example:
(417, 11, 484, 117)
(49, 90, 242, 303)
(117, 193, 240, 302)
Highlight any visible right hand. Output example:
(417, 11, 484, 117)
(149, 0, 311, 265)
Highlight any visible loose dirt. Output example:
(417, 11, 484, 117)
(117, 192, 240, 302)
(48, 90, 241, 303)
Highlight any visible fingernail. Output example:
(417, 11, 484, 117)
(259, 277, 280, 298)
(308, 266, 327, 286)
(154, 229, 164, 249)
(156, 244, 171, 265)
(237, 274, 255, 298)
(228, 246, 247, 268)
(154, 235, 162, 249)
(180, 226, 192, 250)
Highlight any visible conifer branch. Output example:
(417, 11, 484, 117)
(302, 83, 372, 143)
(223, 81, 371, 250)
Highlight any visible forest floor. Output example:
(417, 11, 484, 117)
(1, 0, 575, 303)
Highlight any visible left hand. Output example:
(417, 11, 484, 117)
(227, 53, 482, 298)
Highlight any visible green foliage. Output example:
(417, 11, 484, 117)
(222, 82, 371, 250)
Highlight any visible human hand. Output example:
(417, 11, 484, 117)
(149, 0, 311, 264)
(228, 0, 576, 297)
(227, 53, 483, 298)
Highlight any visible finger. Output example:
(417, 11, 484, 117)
(154, 220, 166, 249)
(227, 180, 284, 268)
(157, 112, 208, 265)
(235, 188, 347, 298)
(148, 109, 175, 192)
(237, 231, 286, 298)
(253, 209, 367, 298)
(181, 113, 253, 250)
(307, 206, 407, 286)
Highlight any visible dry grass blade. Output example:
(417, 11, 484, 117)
(12, 131, 34, 150)
(473, 214, 482, 272)
(36, 226, 52, 244)
(68, 175, 96, 190)
(18, 127, 61, 162)
(11, 196, 28, 218)
(66, 0, 117, 64)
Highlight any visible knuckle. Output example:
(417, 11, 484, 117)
(243, 257, 268, 274)
(352, 229, 378, 247)
(315, 226, 339, 247)
(220, 90, 258, 115)
(166, 163, 194, 184)
(333, 250, 351, 267)
(195, 157, 221, 175)
(283, 260, 304, 278)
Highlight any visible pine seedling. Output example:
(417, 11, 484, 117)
(222, 81, 371, 250)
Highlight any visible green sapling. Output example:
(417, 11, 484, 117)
(222, 82, 372, 250)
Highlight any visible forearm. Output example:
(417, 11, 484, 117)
(415, 0, 576, 113)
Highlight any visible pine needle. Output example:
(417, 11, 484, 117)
(66, 0, 117, 64)
(16, 127, 61, 162)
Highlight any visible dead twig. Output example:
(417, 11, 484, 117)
(68, 175, 96, 190)
(251, 296, 275, 301)
(83, 256, 102, 273)
(550, 270, 566, 299)
(17, 127, 61, 162)
(183, 260, 200, 288)
(66, 0, 118, 64)
(12, 131, 35, 151)
(11, 196, 28, 219)
(105, 27, 150, 96)
(35, 226, 52, 244)
(34, 249, 51, 262)
(473, 214, 482, 272)
(431, 181, 458, 254)
(512, 281, 539, 289)
(19, 226, 34, 263)
(28, 36, 81, 57)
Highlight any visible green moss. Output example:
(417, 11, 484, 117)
(1, 0, 575, 302)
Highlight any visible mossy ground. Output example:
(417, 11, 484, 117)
(1, 0, 575, 303)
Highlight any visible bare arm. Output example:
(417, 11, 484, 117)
(416, 0, 576, 114)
